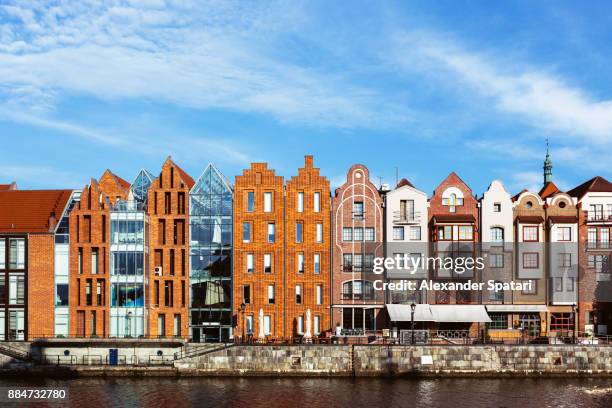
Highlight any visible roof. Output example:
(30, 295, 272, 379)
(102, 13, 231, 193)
(539, 182, 560, 199)
(516, 215, 544, 224)
(0, 190, 72, 233)
(548, 215, 578, 224)
(567, 176, 612, 199)
(0, 182, 17, 191)
(431, 214, 475, 223)
(396, 178, 414, 188)
(164, 157, 195, 188)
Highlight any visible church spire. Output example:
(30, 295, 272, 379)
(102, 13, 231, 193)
(543, 138, 552, 185)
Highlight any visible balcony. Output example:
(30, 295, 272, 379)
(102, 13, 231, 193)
(393, 210, 421, 224)
(587, 241, 611, 250)
(587, 211, 612, 223)
(352, 211, 365, 220)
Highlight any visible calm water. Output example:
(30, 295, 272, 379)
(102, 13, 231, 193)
(1, 377, 611, 407)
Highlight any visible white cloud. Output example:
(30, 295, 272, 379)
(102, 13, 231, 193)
(0, 164, 86, 189)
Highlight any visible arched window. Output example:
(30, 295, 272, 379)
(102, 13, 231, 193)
(342, 280, 374, 300)
(490, 227, 504, 243)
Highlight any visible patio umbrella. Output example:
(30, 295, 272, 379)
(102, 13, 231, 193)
(304, 308, 312, 340)
(258, 308, 265, 341)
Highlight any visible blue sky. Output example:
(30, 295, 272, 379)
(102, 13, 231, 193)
(1, 0, 611, 195)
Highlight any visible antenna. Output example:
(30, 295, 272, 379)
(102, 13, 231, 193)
(378, 176, 383, 189)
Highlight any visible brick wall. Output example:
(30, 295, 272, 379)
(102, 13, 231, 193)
(27, 233, 55, 339)
(147, 159, 191, 338)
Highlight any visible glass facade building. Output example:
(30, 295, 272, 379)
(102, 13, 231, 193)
(189, 164, 233, 342)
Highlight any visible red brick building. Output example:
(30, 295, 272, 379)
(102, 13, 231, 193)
(285, 156, 331, 338)
(0, 188, 72, 340)
(147, 158, 193, 338)
(332, 164, 385, 333)
(233, 163, 285, 339)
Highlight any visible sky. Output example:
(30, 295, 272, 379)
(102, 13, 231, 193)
(1, 0, 611, 196)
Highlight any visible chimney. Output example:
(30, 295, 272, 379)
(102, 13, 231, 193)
(48, 211, 57, 233)
(9, 181, 17, 190)
(304, 155, 314, 168)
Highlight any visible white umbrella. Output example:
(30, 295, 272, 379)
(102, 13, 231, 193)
(258, 308, 265, 341)
(304, 309, 312, 340)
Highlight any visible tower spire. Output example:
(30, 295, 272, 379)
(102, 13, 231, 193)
(543, 138, 552, 185)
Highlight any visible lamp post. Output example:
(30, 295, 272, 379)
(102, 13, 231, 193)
(410, 302, 416, 345)
(238, 302, 246, 343)
(572, 303, 577, 344)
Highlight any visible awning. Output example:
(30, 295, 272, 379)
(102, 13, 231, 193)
(386, 304, 435, 321)
(429, 305, 491, 323)
(486, 304, 548, 313)
(386, 304, 491, 322)
(516, 215, 544, 224)
(432, 214, 475, 224)
(548, 215, 578, 224)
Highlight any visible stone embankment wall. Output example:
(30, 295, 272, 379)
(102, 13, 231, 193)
(176, 345, 612, 377)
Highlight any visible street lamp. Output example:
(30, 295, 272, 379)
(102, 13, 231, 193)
(410, 302, 416, 345)
(572, 303, 577, 344)
(238, 302, 246, 343)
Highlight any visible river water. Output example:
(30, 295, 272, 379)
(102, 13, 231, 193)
(1, 377, 611, 407)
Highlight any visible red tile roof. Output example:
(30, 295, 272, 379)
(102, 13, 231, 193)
(0, 182, 17, 191)
(567, 176, 612, 200)
(396, 178, 414, 188)
(539, 182, 560, 199)
(0, 190, 72, 233)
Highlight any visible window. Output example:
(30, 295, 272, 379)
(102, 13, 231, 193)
(458, 226, 473, 240)
(246, 191, 254, 212)
(438, 226, 452, 240)
(297, 315, 304, 334)
(557, 227, 571, 241)
(523, 226, 538, 242)
(353, 202, 364, 219)
(263, 315, 271, 335)
(8, 275, 25, 304)
(392, 227, 404, 240)
(267, 223, 275, 243)
(588, 228, 597, 248)
(589, 204, 603, 221)
(588, 255, 609, 272)
(489, 254, 504, 268)
(0, 240, 4, 269)
(343, 254, 352, 272)
(158, 314, 166, 337)
(55, 284, 69, 306)
(445, 193, 463, 212)
(85, 279, 92, 306)
(559, 253, 572, 268)
(353, 227, 363, 241)
(164, 281, 174, 307)
(493, 203, 501, 212)
(297, 253, 304, 273)
(567, 277, 575, 292)
(316, 285, 322, 305)
(553, 277, 563, 292)
(489, 282, 504, 301)
(246, 315, 253, 334)
(550, 313, 574, 333)
(297, 192, 304, 213)
(91, 248, 99, 274)
(314, 192, 321, 213)
(264, 253, 272, 273)
(246, 253, 254, 274)
(316, 223, 323, 243)
(487, 313, 507, 329)
(490, 227, 504, 243)
(314, 315, 321, 335)
(264, 192, 272, 212)
(96, 280, 103, 306)
(523, 253, 539, 269)
(409, 226, 421, 240)
(353, 254, 363, 272)
(314, 253, 320, 274)
(295, 284, 302, 304)
(243, 285, 251, 304)
(243, 222, 251, 243)
(267, 284, 275, 304)
(364, 227, 375, 241)
(343, 228, 352, 241)
(296, 222, 303, 243)
(8, 239, 25, 269)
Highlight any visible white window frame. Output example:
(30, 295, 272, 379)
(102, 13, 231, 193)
(297, 192, 304, 213)
(314, 192, 321, 213)
(263, 192, 273, 213)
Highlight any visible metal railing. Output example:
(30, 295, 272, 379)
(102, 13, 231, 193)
(587, 211, 612, 222)
(392, 210, 421, 224)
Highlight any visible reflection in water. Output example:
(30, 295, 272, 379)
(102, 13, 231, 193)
(1, 377, 611, 408)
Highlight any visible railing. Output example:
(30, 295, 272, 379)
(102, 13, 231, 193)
(587, 211, 612, 222)
(352, 211, 365, 220)
(587, 241, 611, 249)
(392, 210, 421, 224)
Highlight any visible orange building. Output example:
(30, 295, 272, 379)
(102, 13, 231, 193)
(147, 158, 193, 338)
(285, 156, 331, 338)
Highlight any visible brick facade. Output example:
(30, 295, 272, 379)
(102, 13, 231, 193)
(234, 163, 285, 339)
(27, 234, 55, 338)
(147, 158, 192, 338)
(286, 156, 331, 337)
